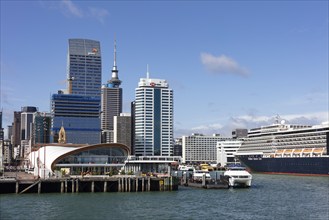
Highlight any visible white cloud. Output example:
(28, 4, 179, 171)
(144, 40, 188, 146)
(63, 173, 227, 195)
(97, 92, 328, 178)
(200, 53, 249, 76)
(57, 1, 109, 23)
(88, 7, 109, 23)
(60, 0, 83, 18)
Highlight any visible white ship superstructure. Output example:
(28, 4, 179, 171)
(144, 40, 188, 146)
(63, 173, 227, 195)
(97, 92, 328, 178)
(237, 123, 328, 156)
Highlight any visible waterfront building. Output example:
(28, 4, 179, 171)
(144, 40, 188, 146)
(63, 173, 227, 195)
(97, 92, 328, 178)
(101, 40, 122, 143)
(29, 143, 130, 178)
(114, 113, 131, 150)
(123, 155, 182, 175)
(67, 39, 102, 97)
(134, 73, 174, 156)
(216, 139, 243, 167)
(51, 94, 101, 144)
(182, 133, 228, 164)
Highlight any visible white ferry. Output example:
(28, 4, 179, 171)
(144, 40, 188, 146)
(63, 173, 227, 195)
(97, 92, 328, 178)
(224, 167, 252, 187)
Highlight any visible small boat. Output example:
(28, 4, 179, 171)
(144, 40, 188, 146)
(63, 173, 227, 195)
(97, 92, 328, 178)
(224, 166, 252, 187)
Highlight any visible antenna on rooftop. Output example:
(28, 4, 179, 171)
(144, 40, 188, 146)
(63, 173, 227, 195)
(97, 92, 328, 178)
(146, 64, 150, 79)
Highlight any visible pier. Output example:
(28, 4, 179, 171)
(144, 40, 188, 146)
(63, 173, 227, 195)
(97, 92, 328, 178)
(0, 175, 179, 194)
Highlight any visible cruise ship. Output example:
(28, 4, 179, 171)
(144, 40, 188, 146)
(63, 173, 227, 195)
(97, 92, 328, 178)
(235, 120, 329, 175)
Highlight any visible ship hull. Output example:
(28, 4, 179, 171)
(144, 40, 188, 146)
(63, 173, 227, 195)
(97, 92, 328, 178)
(237, 155, 329, 175)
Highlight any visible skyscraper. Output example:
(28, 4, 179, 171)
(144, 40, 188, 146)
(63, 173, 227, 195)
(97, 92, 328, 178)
(32, 112, 51, 145)
(101, 40, 122, 143)
(12, 111, 21, 147)
(67, 39, 102, 97)
(134, 72, 174, 156)
(51, 39, 102, 144)
(20, 106, 38, 141)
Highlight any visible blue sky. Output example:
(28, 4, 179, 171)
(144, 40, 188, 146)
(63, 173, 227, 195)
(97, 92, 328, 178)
(1, 0, 328, 138)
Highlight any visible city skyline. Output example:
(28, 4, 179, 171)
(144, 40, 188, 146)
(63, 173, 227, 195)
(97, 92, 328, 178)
(1, 1, 328, 138)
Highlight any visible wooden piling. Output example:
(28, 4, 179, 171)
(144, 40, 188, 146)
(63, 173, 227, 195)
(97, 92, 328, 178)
(147, 177, 151, 191)
(91, 181, 94, 192)
(38, 181, 41, 194)
(61, 181, 64, 193)
(142, 177, 144, 192)
(15, 182, 19, 194)
(76, 179, 79, 193)
(71, 179, 74, 193)
(104, 181, 107, 192)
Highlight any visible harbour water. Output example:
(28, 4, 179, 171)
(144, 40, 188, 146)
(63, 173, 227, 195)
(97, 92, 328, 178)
(1, 174, 328, 220)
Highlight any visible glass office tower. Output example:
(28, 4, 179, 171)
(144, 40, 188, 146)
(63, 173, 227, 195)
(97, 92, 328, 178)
(134, 76, 173, 156)
(67, 39, 102, 97)
(50, 39, 102, 144)
(51, 94, 101, 144)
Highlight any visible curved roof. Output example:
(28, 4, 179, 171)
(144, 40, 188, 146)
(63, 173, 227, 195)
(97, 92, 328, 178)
(30, 143, 130, 172)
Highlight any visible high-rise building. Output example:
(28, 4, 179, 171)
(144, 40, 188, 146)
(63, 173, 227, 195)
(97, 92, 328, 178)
(12, 111, 21, 147)
(134, 73, 173, 156)
(114, 113, 131, 150)
(51, 94, 101, 144)
(20, 106, 38, 141)
(32, 112, 51, 145)
(101, 40, 122, 143)
(50, 39, 102, 144)
(67, 39, 102, 97)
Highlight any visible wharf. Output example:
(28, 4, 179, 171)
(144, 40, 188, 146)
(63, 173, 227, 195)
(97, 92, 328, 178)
(179, 173, 230, 189)
(0, 174, 179, 194)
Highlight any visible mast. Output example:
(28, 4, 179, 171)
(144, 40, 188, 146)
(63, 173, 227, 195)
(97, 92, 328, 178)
(108, 37, 122, 87)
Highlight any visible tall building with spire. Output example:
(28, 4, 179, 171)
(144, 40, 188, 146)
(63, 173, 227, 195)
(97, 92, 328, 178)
(101, 40, 123, 143)
(134, 70, 174, 156)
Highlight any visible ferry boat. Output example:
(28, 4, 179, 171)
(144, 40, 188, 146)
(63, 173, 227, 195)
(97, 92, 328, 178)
(235, 120, 329, 176)
(224, 166, 252, 187)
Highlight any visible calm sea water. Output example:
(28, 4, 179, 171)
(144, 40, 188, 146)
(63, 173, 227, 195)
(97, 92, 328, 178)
(0, 174, 328, 220)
